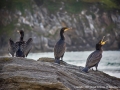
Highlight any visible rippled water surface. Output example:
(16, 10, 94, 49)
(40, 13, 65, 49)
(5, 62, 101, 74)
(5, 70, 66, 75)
(27, 51, 120, 78)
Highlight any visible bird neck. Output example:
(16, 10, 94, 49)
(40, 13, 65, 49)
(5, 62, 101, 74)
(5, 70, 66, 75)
(96, 44, 102, 51)
(96, 48, 102, 52)
(19, 31, 24, 41)
(60, 32, 65, 40)
(20, 36, 24, 41)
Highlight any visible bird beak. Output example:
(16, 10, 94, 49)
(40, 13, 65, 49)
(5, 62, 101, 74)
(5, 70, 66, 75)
(64, 27, 72, 31)
(101, 36, 107, 45)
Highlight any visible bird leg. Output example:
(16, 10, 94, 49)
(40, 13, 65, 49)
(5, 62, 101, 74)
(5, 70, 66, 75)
(55, 58, 60, 64)
(60, 54, 64, 61)
(95, 64, 98, 71)
(95, 67, 98, 71)
(61, 57, 63, 61)
(91, 68, 94, 71)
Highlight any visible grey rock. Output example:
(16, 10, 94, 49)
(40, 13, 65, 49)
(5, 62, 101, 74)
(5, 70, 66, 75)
(0, 0, 120, 53)
(0, 57, 120, 90)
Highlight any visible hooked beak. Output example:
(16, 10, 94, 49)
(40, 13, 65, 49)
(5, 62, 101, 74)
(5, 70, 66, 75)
(101, 36, 107, 45)
(64, 27, 72, 31)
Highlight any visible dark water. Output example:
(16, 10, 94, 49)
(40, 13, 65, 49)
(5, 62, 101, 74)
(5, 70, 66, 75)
(27, 51, 120, 78)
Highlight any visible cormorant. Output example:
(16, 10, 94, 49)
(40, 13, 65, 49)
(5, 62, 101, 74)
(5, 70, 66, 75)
(54, 27, 71, 64)
(82, 36, 107, 72)
(8, 30, 32, 57)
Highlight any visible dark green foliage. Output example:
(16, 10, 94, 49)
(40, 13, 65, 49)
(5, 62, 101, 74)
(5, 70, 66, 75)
(43, 0, 120, 13)
(0, 0, 119, 40)
(0, 20, 16, 36)
(82, 0, 120, 10)
(43, 0, 91, 14)
(101, 0, 119, 9)
(43, 0, 61, 13)
(64, 1, 89, 13)
(0, 0, 33, 37)
(0, 0, 31, 14)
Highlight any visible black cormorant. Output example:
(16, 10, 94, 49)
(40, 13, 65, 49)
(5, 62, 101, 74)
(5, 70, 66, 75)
(54, 27, 71, 64)
(8, 30, 32, 57)
(82, 36, 107, 72)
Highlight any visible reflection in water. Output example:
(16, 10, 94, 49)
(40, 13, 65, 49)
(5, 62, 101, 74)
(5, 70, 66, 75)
(27, 51, 120, 78)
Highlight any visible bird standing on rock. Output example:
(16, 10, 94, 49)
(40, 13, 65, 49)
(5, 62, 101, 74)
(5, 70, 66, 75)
(54, 27, 71, 64)
(8, 30, 32, 57)
(82, 36, 107, 72)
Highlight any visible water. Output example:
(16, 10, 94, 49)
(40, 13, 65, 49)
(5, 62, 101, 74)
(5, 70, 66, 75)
(27, 51, 120, 78)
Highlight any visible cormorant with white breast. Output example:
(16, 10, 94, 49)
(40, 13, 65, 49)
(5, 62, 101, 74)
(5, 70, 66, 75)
(54, 27, 71, 64)
(82, 36, 107, 72)
(8, 30, 32, 57)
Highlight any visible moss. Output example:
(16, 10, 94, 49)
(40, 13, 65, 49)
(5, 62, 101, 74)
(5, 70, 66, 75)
(0, 57, 12, 63)
(3, 57, 12, 61)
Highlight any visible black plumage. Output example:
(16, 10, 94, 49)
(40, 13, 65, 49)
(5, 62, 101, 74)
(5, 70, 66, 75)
(82, 36, 107, 72)
(8, 30, 32, 57)
(54, 27, 70, 64)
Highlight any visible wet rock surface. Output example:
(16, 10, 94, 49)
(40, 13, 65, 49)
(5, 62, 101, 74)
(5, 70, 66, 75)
(0, 57, 120, 90)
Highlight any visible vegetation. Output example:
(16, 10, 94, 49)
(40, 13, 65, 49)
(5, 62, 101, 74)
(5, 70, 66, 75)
(0, 24, 32, 37)
(43, 0, 61, 13)
(0, 0, 119, 14)
(83, 0, 120, 10)
(0, 0, 120, 13)
(100, 0, 120, 9)
(43, 0, 90, 13)
(0, 20, 16, 36)
(0, 0, 119, 36)
(43, 0, 120, 13)
(64, 1, 89, 13)
(0, 0, 33, 38)
(0, 0, 32, 14)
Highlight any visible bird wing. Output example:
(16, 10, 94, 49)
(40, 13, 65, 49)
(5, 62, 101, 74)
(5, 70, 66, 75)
(8, 39, 16, 57)
(86, 50, 102, 68)
(23, 38, 33, 57)
(54, 40, 66, 58)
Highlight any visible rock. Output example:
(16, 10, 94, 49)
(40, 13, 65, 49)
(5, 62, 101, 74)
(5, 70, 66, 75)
(38, 57, 67, 65)
(0, 57, 120, 90)
(0, 1, 120, 53)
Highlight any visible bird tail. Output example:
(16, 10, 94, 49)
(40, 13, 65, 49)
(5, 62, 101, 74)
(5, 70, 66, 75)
(82, 67, 89, 73)
(55, 58, 60, 64)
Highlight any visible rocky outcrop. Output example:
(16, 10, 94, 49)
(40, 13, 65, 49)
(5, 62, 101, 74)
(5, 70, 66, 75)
(0, 57, 120, 90)
(0, 0, 120, 53)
